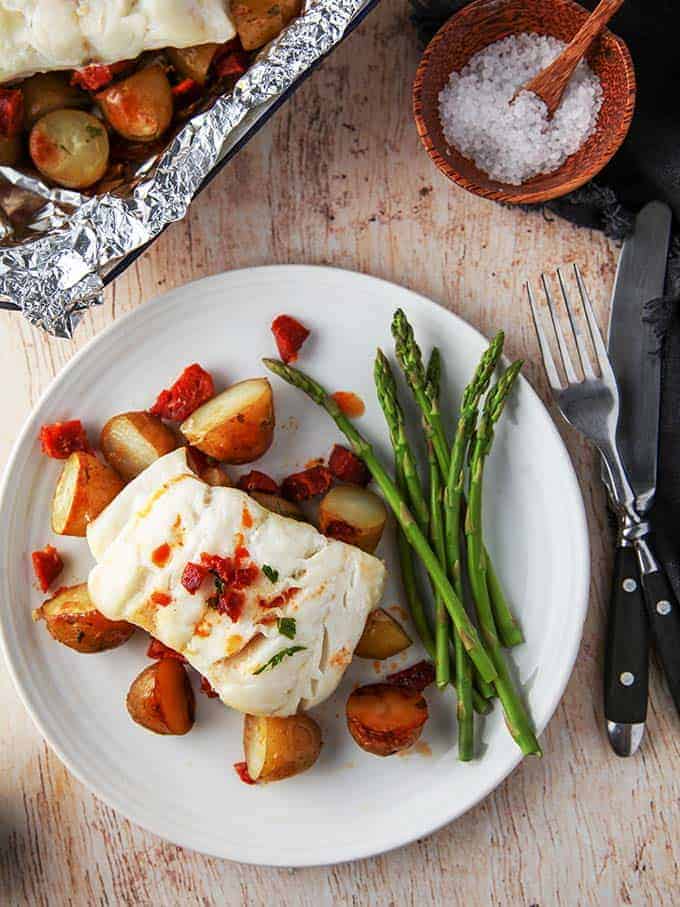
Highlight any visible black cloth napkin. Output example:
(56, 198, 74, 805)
(408, 0, 680, 584)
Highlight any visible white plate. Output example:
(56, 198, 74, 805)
(0, 266, 589, 866)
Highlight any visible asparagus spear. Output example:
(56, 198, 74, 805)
(425, 350, 451, 690)
(487, 554, 524, 648)
(375, 351, 489, 714)
(466, 362, 542, 756)
(374, 349, 429, 535)
(392, 309, 451, 476)
(446, 333, 504, 712)
(263, 357, 498, 685)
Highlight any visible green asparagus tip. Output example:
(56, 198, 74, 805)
(425, 347, 442, 404)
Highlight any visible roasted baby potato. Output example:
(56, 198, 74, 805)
(232, 0, 302, 50)
(32, 583, 134, 653)
(100, 411, 177, 481)
(201, 463, 234, 487)
(0, 134, 22, 166)
(166, 44, 219, 85)
(243, 713, 322, 782)
(249, 491, 304, 521)
(96, 64, 173, 142)
(29, 110, 110, 189)
(181, 377, 275, 463)
(318, 485, 387, 553)
(51, 451, 124, 536)
(126, 660, 195, 735)
(346, 683, 428, 756)
(22, 72, 88, 129)
(355, 608, 412, 660)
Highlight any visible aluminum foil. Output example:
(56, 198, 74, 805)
(0, 0, 366, 337)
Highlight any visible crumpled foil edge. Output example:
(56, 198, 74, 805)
(0, 0, 366, 338)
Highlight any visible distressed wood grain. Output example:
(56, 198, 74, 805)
(1, 3, 677, 905)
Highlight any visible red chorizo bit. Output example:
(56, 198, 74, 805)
(242, 507, 253, 529)
(172, 78, 201, 105)
(146, 638, 187, 662)
(331, 391, 365, 418)
(237, 470, 280, 495)
(281, 465, 333, 502)
(271, 314, 310, 364)
(201, 552, 235, 585)
(71, 61, 130, 91)
(39, 420, 90, 459)
(259, 587, 301, 610)
(151, 591, 172, 607)
(233, 563, 259, 590)
(323, 519, 358, 545)
(386, 660, 435, 693)
(328, 444, 370, 486)
(234, 545, 250, 562)
(200, 676, 220, 698)
(0, 88, 23, 138)
(150, 363, 214, 422)
(213, 45, 249, 80)
(151, 543, 171, 567)
(31, 545, 63, 593)
(214, 589, 245, 622)
(233, 761, 256, 785)
(181, 562, 209, 594)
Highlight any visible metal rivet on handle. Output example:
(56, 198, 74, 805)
(620, 671, 635, 687)
(622, 578, 637, 593)
(657, 600, 672, 616)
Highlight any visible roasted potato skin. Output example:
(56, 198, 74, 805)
(100, 411, 177, 481)
(126, 661, 195, 735)
(22, 72, 88, 129)
(29, 109, 110, 189)
(51, 451, 124, 536)
(249, 491, 304, 521)
(346, 683, 428, 756)
(233, 0, 302, 50)
(181, 378, 275, 464)
(355, 609, 412, 660)
(33, 583, 134, 653)
(166, 44, 219, 85)
(96, 64, 173, 142)
(318, 485, 387, 553)
(243, 713, 322, 782)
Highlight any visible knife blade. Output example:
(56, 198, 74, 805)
(606, 200, 672, 513)
(603, 200, 680, 756)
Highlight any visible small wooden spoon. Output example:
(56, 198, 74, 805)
(513, 0, 624, 117)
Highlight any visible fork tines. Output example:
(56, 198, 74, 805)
(527, 263, 609, 391)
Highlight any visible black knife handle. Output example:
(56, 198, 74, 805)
(639, 563, 680, 716)
(604, 545, 649, 724)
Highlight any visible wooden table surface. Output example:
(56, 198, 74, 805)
(1, 4, 677, 905)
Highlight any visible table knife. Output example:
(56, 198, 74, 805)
(603, 200, 678, 756)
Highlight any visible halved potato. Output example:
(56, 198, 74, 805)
(318, 485, 387, 552)
(100, 411, 177, 481)
(346, 683, 428, 756)
(355, 608, 412, 660)
(243, 713, 322, 782)
(32, 583, 134, 653)
(232, 0, 285, 51)
(126, 660, 195, 735)
(96, 64, 173, 142)
(166, 44, 219, 85)
(249, 491, 304, 521)
(51, 451, 124, 536)
(181, 378, 275, 464)
(201, 464, 234, 487)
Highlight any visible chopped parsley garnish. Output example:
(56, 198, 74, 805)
(277, 617, 296, 639)
(262, 564, 279, 583)
(253, 645, 306, 675)
(85, 125, 103, 140)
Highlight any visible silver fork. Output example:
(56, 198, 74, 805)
(527, 264, 649, 756)
(527, 264, 638, 527)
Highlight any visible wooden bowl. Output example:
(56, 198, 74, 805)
(412, 0, 635, 204)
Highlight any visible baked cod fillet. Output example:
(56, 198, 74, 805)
(88, 450, 386, 716)
(0, 1, 236, 85)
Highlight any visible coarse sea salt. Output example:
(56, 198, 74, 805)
(438, 33, 604, 185)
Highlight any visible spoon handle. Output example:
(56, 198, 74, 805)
(526, 0, 624, 116)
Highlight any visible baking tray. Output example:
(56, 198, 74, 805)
(0, 0, 380, 315)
